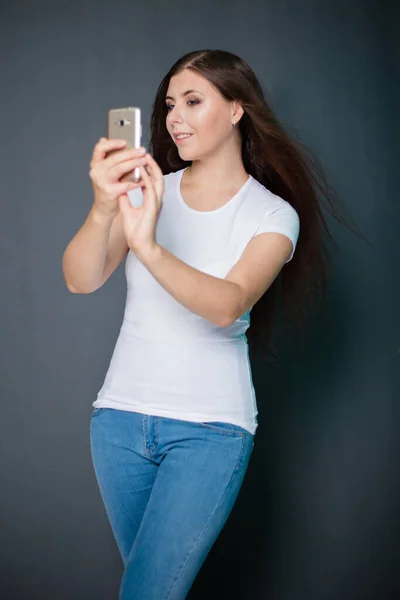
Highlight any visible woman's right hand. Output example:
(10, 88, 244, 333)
(89, 137, 148, 218)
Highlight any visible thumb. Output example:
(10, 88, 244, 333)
(118, 194, 131, 215)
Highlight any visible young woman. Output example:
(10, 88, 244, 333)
(62, 49, 363, 599)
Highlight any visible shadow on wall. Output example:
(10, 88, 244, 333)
(187, 258, 390, 600)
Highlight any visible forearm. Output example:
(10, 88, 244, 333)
(62, 205, 114, 293)
(137, 244, 241, 327)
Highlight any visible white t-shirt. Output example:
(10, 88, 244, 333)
(93, 168, 300, 434)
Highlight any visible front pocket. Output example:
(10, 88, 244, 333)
(196, 421, 246, 437)
(91, 407, 104, 417)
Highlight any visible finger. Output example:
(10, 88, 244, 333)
(118, 194, 131, 216)
(138, 166, 157, 205)
(115, 180, 141, 196)
(143, 153, 163, 181)
(142, 154, 163, 198)
(139, 164, 154, 192)
(105, 147, 147, 169)
(138, 158, 157, 184)
(111, 157, 148, 180)
(91, 138, 127, 164)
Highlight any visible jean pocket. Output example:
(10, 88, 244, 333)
(196, 421, 247, 437)
(91, 407, 104, 417)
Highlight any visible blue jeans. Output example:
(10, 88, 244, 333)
(90, 407, 255, 599)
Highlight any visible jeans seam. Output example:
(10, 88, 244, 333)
(142, 415, 148, 457)
(197, 422, 245, 437)
(165, 435, 247, 600)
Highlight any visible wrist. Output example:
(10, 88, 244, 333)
(90, 203, 117, 226)
(135, 242, 161, 266)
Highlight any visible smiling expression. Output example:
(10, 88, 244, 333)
(165, 69, 236, 160)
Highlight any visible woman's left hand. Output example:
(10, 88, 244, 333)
(118, 152, 164, 256)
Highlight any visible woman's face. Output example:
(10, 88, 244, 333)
(165, 69, 236, 161)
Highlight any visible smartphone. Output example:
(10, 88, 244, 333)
(107, 107, 142, 182)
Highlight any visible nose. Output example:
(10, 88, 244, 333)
(167, 106, 184, 125)
(171, 115, 183, 126)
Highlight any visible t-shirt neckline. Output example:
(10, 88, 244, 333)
(176, 167, 252, 215)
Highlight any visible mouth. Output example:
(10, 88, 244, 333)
(173, 133, 193, 144)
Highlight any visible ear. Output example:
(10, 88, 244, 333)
(232, 101, 244, 124)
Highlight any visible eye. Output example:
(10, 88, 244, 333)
(166, 99, 200, 111)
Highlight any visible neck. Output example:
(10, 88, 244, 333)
(184, 145, 248, 190)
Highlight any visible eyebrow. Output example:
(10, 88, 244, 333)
(165, 89, 202, 101)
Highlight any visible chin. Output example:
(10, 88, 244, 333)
(178, 151, 196, 161)
(177, 145, 200, 159)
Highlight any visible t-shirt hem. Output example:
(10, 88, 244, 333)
(93, 397, 257, 435)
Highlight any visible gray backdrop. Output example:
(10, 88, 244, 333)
(1, 0, 398, 599)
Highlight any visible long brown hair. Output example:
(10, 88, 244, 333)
(149, 49, 369, 362)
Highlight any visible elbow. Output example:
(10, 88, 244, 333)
(63, 274, 81, 293)
(219, 319, 233, 329)
(65, 280, 97, 294)
(64, 277, 78, 293)
(66, 282, 84, 294)
(219, 311, 235, 329)
(219, 287, 243, 328)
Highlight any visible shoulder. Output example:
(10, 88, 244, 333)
(250, 177, 299, 220)
(250, 178, 300, 256)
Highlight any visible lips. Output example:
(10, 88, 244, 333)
(173, 133, 193, 140)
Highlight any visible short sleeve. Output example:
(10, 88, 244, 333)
(253, 203, 300, 263)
